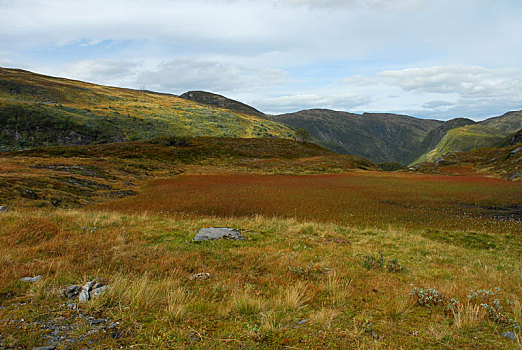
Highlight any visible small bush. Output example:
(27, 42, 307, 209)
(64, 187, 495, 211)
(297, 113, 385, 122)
(362, 253, 405, 273)
(151, 135, 192, 147)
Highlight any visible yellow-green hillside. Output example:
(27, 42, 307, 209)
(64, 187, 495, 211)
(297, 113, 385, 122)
(0, 68, 294, 151)
(413, 124, 507, 164)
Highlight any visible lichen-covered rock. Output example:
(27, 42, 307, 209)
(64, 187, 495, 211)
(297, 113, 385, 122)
(193, 227, 245, 241)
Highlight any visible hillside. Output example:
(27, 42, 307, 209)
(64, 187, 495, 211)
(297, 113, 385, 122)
(480, 110, 522, 133)
(272, 109, 442, 164)
(419, 117, 476, 152)
(414, 124, 507, 164)
(180, 90, 266, 118)
(410, 131, 522, 180)
(0, 68, 294, 151)
(0, 136, 376, 209)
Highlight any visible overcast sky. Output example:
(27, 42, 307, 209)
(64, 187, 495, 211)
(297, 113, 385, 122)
(1, 0, 521, 120)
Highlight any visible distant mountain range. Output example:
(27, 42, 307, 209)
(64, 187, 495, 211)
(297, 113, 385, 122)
(1, 67, 520, 166)
(273, 109, 521, 165)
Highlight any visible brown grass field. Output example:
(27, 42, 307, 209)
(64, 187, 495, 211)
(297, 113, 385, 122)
(1, 142, 521, 349)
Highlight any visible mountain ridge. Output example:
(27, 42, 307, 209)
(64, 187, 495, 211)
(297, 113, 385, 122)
(1, 67, 520, 166)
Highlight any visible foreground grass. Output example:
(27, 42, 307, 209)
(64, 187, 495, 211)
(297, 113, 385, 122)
(1, 209, 520, 349)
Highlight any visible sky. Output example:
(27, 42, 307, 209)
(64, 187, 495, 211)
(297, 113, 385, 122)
(1, 0, 521, 120)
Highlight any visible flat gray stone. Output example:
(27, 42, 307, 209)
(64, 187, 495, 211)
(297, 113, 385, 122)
(0, 206, 7, 213)
(193, 227, 245, 241)
(32, 346, 56, 350)
(503, 331, 517, 341)
(21, 275, 42, 283)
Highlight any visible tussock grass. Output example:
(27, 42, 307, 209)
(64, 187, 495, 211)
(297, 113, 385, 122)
(452, 301, 486, 329)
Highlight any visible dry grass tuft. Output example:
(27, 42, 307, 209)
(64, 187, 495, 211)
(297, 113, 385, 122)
(309, 308, 340, 329)
(452, 301, 486, 329)
(277, 282, 310, 310)
(323, 271, 353, 306)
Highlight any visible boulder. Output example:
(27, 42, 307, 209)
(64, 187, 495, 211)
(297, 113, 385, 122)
(20, 275, 42, 283)
(79, 281, 96, 302)
(78, 281, 109, 302)
(193, 227, 245, 241)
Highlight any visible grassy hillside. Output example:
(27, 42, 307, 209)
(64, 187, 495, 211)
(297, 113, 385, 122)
(410, 138, 522, 180)
(272, 109, 442, 164)
(414, 124, 507, 164)
(0, 68, 294, 151)
(420, 118, 476, 152)
(480, 110, 522, 133)
(0, 137, 376, 209)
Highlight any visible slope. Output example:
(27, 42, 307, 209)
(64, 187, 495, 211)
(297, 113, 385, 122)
(479, 110, 522, 133)
(272, 109, 442, 164)
(410, 129, 522, 180)
(414, 124, 508, 164)
(0, 68, 294, 151)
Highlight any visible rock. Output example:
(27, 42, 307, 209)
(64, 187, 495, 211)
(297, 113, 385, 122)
(0, 206, 7, 213)
(510, 172, 521, 180)
(193, 227, 245, 241)
(32, 346, 56, 350)
(20, 188, 38, 200)
(189, 272, 211, 281)
(297, 319, 308, 324)
(21, 275, 42, 283)
(503, 331, 517, 341)
(78, 281, 96, 302)
(64, 285, 81, 298)
(510, 146, 522, 156)
(90, 285, 109, 298)
(90, 318, 107, 325)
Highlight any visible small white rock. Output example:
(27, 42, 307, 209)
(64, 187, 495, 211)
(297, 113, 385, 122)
(20, 275, 42, 283)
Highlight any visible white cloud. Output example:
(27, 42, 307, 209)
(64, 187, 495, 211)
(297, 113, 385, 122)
(379, 65, 522, 99)
(54, 58, 288, 95)
(258, 93, 371, 113)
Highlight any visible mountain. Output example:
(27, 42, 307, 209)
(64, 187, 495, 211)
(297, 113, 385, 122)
(273, 108, 522, 165)
(272, 109, 442, 164)
(180, 90, 266, 118)
(0, 68, 293, 151)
